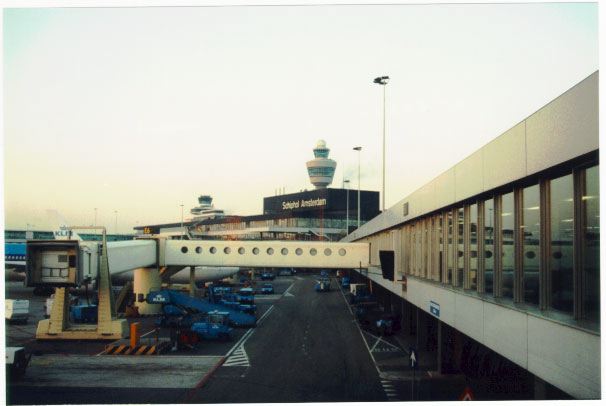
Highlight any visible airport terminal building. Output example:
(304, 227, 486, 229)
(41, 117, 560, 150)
(136, 141, 380, 241)
(343, 71, 599, 398)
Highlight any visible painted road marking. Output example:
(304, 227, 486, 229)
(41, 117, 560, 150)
(223, 346, 250, 367)
(381, 380, 400, 401)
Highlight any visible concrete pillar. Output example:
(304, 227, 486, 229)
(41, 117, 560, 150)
(188, 267, 195, 298)
(133, 267, 162, 315)
(416, 307, 422, 349)
(534, 376, 547, 400)
(437, 320, 443, 374)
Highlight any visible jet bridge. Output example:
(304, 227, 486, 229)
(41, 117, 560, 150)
(27, 232, 369, 339)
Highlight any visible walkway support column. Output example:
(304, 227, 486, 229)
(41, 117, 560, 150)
(133, 267, 162, 315)
(189, 267, 196, 298)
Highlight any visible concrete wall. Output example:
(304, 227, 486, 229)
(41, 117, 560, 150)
(401, 277, 600, 399)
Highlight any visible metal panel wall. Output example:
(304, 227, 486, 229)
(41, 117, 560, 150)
(164, 240, 369, 269)
(107, 240, 157, 274)
(482, 121, 527, 191)
(526, 72, 599, 175)
(455, 149, 484, 202)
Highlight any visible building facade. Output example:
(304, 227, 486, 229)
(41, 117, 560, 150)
(343, 71, 599, 399)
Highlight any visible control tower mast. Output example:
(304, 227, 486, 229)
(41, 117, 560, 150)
(306, 140, 337, 189)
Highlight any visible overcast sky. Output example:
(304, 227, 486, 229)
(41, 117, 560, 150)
(2, 1, 598, 233)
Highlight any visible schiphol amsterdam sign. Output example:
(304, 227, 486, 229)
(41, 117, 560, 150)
(281, 197, 327, 211)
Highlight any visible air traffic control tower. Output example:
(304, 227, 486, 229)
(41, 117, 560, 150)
(306, 140, 336, 189)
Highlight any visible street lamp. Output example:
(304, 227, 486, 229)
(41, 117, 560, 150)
(114, 210, 118, 235)
(180, 204, 184, 240)
(353, 146, 362, 229)
(343, 179, 350, 234)
(373, 75, 389, 211)
(94, 208, 98, 227)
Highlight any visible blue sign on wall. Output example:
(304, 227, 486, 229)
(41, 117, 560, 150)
(430, 301, 440, 318)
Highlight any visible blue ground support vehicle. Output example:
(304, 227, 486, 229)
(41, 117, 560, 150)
(147, 289, 256, 328)
(341, 276, 350, 289)
(191, 310, 233, 341)
(260, 283, 274, 294)
(349, 284, 376, 304)
(70, 304, 98, 324)
(315, 277, 331, 292)
(260, 271, 275, 280)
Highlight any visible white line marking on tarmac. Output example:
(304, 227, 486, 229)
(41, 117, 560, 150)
(223, 304, 275, 363)
(370, 337, 381, 352)
(283, 282, 295, 296)
(338, 285, 382, 375)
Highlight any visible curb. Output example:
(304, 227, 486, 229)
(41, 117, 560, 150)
(182, 355, 226, 403)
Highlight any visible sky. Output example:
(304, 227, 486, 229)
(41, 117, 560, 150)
(2, 1, 599, 233)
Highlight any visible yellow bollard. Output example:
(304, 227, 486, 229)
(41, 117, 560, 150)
(130, 322, 140, 348)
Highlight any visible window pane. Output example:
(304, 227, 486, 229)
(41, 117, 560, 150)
(583, 165, 600, 323)
(447, 211, 453, 284)
(484, 199, 494, 295)
(457, 208, 464, 287)
(438, 215, 443, 282)
(423, 219, 429, 278)
(550, 174, 574, 313)
(501, 192, 514, 299)
(522, 184, 540, 305)
(469, 204, 478, 290)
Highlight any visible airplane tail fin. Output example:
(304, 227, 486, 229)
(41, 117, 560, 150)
(46, 209, 83, 241)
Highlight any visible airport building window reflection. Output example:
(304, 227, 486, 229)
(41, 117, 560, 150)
(522, 184, 540, 305)
(582, 165, 600, 324)
(469, 204, 478, 291)
(550, 174, 573, 313)
(421, 219, 431, 278)
(447, 210, 454, 284)
(484, 199, 494, 295)
(456, 208, 464, 287)
(438, 215, 443, 283)
(501, 192, 514, 299)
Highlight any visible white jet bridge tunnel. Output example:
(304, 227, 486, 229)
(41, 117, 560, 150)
(26, 233, 369, 339)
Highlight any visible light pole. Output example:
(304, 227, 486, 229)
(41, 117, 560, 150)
(343, 179, 350, 234)
(114, 210, 118, 235)
(180, 204, 184, 240)
(353, 146, 362, 229)
(373, 75, 389, 211)
(94, 208, 97, 227)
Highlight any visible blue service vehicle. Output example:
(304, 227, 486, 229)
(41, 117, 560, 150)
(315, 277, 331, 292)
(341, 276, 351, 289)
(260, 283, 274, 294)
(70, 304, 98, 324)
(191, 310, 233, 341)
(147, 289, 256, 328)
(260, 271, 275, 280)
(277, 268, 294, 276)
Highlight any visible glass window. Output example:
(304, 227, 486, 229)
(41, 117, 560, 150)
(501, 192, 514, 299)
(469, 204, 478, 291)
(550, 174, 573, 313)
(457, 208, 464, 287)
(522, 184, 540, 305)
(582, 165, 600, 323)
(438, 215, 443, 283)
(423, 219, 429, 279)
(447, 211, 453, 284)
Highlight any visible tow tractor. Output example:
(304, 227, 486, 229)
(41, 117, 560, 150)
(191, 310, 233, 341)
(315, 277, 331, 292)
